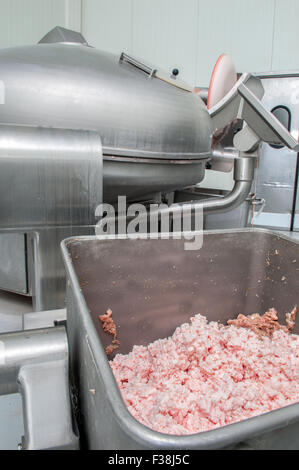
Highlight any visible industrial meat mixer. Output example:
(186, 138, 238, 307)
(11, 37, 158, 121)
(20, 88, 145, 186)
(0, 27, 298, 449)
(0, 26, 298, 311)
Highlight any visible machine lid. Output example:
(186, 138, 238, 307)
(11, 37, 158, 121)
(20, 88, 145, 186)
(207, 54, 237, 109)
(0, 30, 212, 160)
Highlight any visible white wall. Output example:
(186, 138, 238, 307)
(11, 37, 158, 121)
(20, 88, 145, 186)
(0, 0, 297, 85)
(0, 0, 81, 48)
(81, 0, 299, 87)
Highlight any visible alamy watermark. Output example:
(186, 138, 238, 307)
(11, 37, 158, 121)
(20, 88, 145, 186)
(95, 196, 203, 251)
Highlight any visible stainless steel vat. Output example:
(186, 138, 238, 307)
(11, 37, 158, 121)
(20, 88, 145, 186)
(62, 229, 299, 450)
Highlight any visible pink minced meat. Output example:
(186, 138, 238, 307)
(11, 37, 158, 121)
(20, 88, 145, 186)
(110, 312, 299, 435)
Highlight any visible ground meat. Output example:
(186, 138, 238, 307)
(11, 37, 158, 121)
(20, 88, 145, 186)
(99, 309, 120, 356)
(106, 340, 121, 356)
(286, 306, 297, 332)
(110, 310, 299, 435)
(227, 306, 297, 339)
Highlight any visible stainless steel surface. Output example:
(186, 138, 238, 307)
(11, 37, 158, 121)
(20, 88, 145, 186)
(39, 26, 89, 46)
(199, 72, 299, 231)
(189, 157, 254, 214)
(0, 294, 65, 449)
(235, 83, 299, 152)
(0, 125, 103, 229)
(209, 73, 299, 153)
(0, 233, 27, 295)
(0, 327, 67, 395)
(0, 125, 103, 311)
(62, 229, 299, 450)
(23, 309, 66, 331)
(103, 157, 206, 203)
(0, 327, 78, 450)
(203, 198, 251, 229)
(0, 307, 66, 334)
(204, 196, 265, 230)
(251, 73, 299, 231)
(26, 226, 96, 311)
(175, 190, 265, 230)
(194, 87, 209, 104)
(0, 291, 33, 334)
(150, 157, 255, 222)
(0, 35, 212, 161)
(0, 394, 23, 450)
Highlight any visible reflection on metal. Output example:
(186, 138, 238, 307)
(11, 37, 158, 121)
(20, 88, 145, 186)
(39, 26, 89, 46)
(0, 234, 27, 295)
(251, 73, 299, 231)
(103, 157, 206, 203)
(0, 125, 103, 311)
(0, 34, 211, 161)
(0, 308, 67, 334)
(0, 327, 78, 450)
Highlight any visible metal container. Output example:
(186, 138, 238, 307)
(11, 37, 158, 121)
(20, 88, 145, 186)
(62, 229, 299, 450)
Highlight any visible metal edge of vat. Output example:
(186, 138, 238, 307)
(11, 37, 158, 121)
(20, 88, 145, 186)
(61, 228, 299, 450)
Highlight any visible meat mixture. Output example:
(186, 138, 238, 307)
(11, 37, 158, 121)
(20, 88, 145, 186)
(99, 308, 120, 356)
(227, 306, 297, 339)
(110, 308, 299, 435)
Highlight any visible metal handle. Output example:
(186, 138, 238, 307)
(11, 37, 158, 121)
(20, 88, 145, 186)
(119, 52, 156, 77)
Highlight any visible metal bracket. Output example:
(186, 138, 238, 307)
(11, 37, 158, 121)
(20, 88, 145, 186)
(209, 73, 299, 153)
(0, 327, 78, 450)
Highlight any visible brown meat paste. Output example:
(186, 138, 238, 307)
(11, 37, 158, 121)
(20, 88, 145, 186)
(99, 308, 120, 356)
(227, 305, 297, 339)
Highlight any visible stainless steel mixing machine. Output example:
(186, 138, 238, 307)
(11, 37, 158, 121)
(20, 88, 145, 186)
(0, 26, 299, 450)
(0, 27, 297, 311)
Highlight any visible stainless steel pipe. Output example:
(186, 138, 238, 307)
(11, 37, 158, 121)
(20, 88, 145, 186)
(152, 156, 256, 219)
(200, 157, 255, 214)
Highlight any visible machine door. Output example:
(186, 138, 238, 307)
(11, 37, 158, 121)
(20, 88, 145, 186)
(252, 73, 299, 231)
